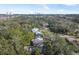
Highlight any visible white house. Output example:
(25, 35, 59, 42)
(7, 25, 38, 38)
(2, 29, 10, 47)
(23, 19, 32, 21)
(32, 28, 39, 33)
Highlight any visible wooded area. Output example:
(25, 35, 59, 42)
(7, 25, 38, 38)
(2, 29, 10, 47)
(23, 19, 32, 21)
(0, 14, 79, 55)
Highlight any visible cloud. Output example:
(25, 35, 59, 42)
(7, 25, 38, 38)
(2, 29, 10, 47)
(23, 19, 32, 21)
(35, 5, 53, 14)
(0, 4, 79, 14)
(35, 4, 79, 14)
(34, 5, 67, 14)
(0, 9, 35, 14)
(64, 4, 77, 6)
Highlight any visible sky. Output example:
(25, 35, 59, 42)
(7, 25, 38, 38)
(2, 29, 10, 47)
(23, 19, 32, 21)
(0, 4, 79, 14)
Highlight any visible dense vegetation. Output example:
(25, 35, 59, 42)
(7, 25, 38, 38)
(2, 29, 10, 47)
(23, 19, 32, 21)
(0, 14, 79, 55)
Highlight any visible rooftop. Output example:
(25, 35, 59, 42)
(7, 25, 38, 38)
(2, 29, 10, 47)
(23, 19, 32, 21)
(32, 28, 39, 33)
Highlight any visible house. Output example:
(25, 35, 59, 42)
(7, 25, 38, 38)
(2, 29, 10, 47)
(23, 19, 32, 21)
(32, 28, 39, 33)
(33, 37, 43, 45)
(35, 31, 43, 38)
(29, 28, 45, 54)
(43, 23, 49, 28)
(32, 28, 43, 37)
(32, 28, 43, 46)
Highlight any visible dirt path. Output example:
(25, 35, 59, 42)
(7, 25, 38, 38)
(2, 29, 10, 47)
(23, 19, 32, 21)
(60, 35, 78, 42)
(60, 34, 79, 48)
